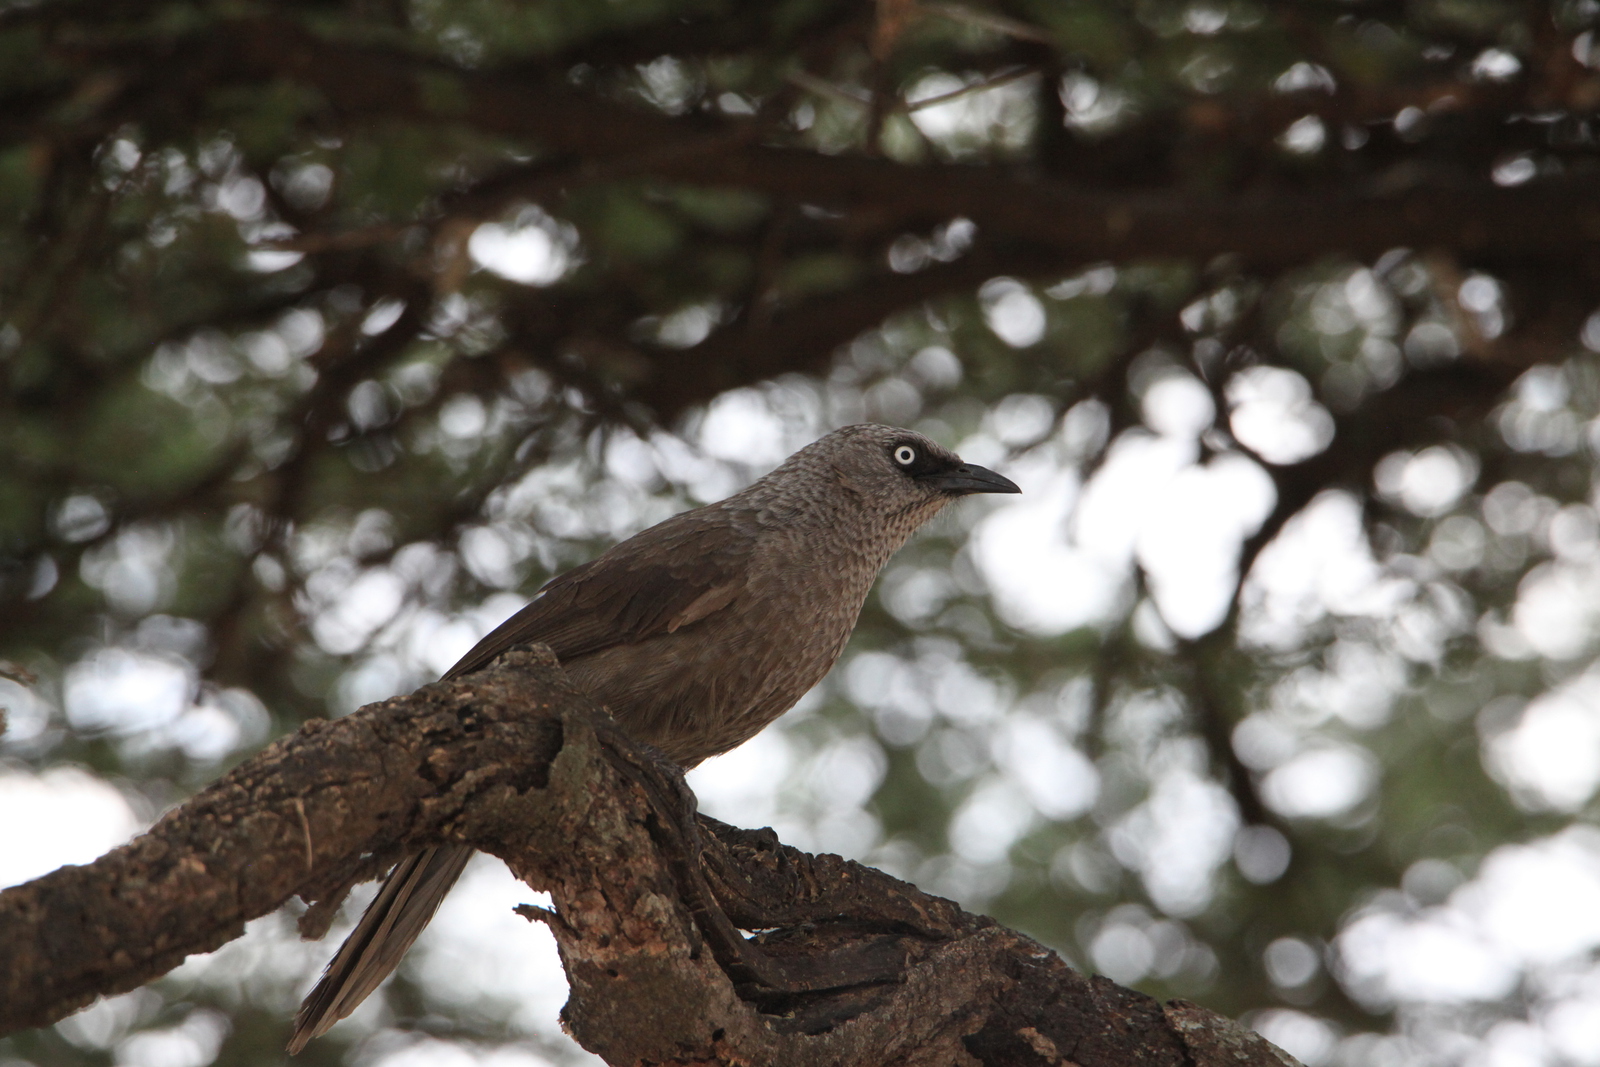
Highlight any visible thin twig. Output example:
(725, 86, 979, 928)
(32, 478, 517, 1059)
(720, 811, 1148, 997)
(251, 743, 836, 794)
(785, 69, 872, 108)
(907, 66, 1037, 111)
(0, 662, 38, 687)
(258, 223, 410, 253)
(786, 65, 1041, 116)
(923, 3, 1055, 44)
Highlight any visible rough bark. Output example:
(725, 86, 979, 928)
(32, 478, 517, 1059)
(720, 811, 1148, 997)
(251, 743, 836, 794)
(0, 647, 1298, 1067)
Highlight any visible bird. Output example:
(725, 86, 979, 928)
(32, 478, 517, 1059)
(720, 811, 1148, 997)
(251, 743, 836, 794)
(288, 423, 1020, 1052)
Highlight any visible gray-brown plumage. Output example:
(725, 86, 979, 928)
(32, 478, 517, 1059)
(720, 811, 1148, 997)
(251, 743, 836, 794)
(288, 423, 1019, 1052)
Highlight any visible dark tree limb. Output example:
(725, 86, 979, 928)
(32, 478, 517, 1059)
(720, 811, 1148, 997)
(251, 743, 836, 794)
(0, 647, 1299, 1066)
(60, 19, 1600, 271)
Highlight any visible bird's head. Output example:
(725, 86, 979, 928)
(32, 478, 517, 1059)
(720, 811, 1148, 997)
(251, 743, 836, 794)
(760, 424, 1020, 529)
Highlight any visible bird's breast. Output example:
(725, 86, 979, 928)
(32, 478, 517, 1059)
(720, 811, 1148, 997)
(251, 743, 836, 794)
(562, 532, 880, 766)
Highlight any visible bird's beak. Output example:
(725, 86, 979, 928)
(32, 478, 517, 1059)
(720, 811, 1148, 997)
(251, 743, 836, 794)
(921, 462, 1022, 495)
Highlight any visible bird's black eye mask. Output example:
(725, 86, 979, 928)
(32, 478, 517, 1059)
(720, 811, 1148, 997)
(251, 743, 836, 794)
(890, 441, 1023, 496)
(888, 440, 950, 478)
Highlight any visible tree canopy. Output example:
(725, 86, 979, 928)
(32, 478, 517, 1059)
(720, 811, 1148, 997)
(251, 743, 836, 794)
(2, 1, 1600, 1065)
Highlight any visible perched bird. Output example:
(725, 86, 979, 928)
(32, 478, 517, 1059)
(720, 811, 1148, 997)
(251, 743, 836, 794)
(289, 423, 1020, 1052)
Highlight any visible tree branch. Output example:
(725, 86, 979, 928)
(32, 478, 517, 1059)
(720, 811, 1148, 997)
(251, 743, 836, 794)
(78, 18, 1600, 270)
(0, 647, 1300, 1066)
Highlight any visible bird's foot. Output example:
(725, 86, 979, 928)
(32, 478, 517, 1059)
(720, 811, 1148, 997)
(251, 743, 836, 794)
(591, 713, 947, 1004)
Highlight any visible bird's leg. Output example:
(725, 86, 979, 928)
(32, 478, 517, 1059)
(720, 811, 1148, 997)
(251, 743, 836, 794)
(592, 716, 938, 1001)
(635, 739, 708, 856)
(590, 720, 704, 854)
(591, 715, 786, 989)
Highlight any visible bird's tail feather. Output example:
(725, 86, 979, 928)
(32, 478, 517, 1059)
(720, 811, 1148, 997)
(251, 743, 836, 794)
(288, 844, 475, 1054)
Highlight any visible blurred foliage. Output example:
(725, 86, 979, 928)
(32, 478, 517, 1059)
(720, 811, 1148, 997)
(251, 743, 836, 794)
(3, 1, 1600, 1065)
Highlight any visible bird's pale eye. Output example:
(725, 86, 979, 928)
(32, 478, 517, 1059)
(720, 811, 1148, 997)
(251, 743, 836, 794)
(894, 445, 916, 466)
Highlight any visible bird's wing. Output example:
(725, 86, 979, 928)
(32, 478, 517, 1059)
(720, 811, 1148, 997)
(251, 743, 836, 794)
(441, 508, 754, 681)
(290, 510, 755, 1053)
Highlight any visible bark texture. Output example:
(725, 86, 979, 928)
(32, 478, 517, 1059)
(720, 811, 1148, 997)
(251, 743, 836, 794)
(0, 647, 1298, 1067)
